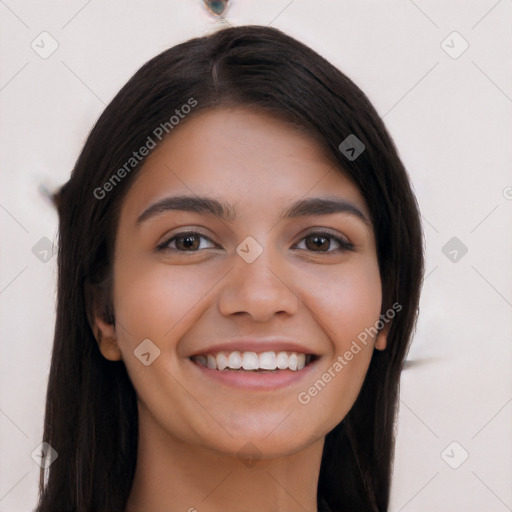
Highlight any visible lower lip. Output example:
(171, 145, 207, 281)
(189, 357, 319, 391)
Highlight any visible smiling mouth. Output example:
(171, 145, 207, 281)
(190, 350, 318, 372)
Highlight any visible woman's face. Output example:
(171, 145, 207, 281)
(99, 106, 387, 458)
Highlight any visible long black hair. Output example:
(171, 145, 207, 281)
(36, 25, 424, 512)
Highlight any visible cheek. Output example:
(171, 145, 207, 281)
(112, 258, 216, 349)
(111, 259, 222, 438)
(299, 256, 382, 349)
(292, 256, 382, 424)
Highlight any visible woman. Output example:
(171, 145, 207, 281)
(36, 25, 424, 512)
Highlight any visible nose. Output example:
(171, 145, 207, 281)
(217, 245, 299, 322)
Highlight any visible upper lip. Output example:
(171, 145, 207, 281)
(189, 338, 319, 357)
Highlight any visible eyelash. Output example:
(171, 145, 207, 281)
(156, 230, 354, 253)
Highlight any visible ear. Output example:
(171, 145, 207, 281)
(84, 279, 122, 361)
(375, 318, 391, 351)
(93, 316, 123, 361)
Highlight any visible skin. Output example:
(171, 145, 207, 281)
(92, 106, 389, 512)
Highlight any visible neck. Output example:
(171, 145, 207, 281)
(125, 404, 324, 512)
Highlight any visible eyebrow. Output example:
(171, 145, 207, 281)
(136, 195, 370, 226)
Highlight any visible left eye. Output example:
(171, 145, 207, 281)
(157, 231, 216, 252)
(293, 232, 353, 252)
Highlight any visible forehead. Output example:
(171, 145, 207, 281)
(119, 106, 370, 224)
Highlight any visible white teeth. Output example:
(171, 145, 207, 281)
(228, 351, 242, 369)
(217, 352, 229, 371)
(242, 352, 259, 370)
(193, 350, 313, 372)
(276, 351, 289, 370)
(207, 355, 216, 370)
(259, 351, 277, 370)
